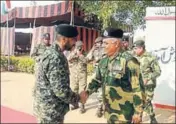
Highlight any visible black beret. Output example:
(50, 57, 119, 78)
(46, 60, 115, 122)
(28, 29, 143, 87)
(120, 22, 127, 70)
(55, 24, 78, 37)
(133, 40, 145, 47)
(42, 33, 50, 40)
(103, 28, 123, 39)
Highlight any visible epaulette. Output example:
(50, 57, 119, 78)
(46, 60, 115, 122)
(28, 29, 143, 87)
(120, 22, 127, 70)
(128, 56, 140, 65)
(121, 51, 140, 65)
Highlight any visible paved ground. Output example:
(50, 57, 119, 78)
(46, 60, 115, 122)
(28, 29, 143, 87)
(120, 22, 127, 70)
(1, 72, 175, 123)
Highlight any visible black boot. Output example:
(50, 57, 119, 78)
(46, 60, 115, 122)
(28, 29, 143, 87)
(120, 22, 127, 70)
(96, 106, 103, 118)
(150, 117, 158, 124)
(80, 104, 86, 114)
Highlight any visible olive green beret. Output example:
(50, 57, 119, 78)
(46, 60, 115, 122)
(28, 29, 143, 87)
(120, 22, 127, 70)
(133, 40, 145, 47)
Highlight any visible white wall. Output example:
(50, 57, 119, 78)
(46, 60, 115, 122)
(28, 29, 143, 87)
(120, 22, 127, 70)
(145, 7, 175, 106)
(145, 20, 175, 51)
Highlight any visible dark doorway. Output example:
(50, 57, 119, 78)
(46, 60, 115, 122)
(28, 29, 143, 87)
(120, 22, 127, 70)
(14, 32, 32, 56)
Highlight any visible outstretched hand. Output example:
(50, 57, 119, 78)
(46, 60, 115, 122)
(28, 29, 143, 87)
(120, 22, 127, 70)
(79, 91, 89, 104)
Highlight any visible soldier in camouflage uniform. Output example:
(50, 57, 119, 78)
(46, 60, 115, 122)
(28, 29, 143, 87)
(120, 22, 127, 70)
(86, 36, 105, 117)
(121, 35, 130, 51)
(121, 35, 135, 56)
(31, 33, 51, 61)
(68, 40, 87, 113)
(133, 40, 161, 123)
(83, 28, 144, 123)
(31, 33, 51, 75)
(33, 24, 86, 123)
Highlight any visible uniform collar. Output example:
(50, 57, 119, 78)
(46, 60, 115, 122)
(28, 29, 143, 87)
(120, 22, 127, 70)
(51, 42, 62, 52)
(109, 49, 122, 61)
(140, 50, 147, 57)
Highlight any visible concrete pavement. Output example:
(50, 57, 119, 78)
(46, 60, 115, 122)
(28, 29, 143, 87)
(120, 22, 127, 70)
(1, 72, 175, 123)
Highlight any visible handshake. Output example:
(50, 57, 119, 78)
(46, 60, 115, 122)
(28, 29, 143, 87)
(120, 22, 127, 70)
(79, 91, 89, 104)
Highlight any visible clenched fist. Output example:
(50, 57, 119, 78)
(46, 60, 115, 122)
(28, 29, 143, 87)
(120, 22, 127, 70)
(132, 114, 142, 123)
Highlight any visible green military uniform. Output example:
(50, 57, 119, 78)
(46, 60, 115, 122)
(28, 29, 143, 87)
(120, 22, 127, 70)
(133, 40, 161, 123)
(31, 42, 50, 77)
(122, 47, 134, 56)
(31, 43, 49, 62)
(68, 41, 87, 113)
(68, 41, 87, 94)
(87, 51, 144, 123)
(33, 24, 80, 123)
(31, 33, 51, 63)
(87, 28, 144, 123)
(122, 35, 134, 56)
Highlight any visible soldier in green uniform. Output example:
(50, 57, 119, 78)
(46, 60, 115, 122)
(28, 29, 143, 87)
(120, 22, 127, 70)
(122, 35, 130, 51)
(31, 33, 51, 75)
(133, 40, 161, 123)
(121, 35, 135, 56)
(86, 37, 105, 117)
(31, 33, 51, 62)
(83, 28, 144, 123)
(68, 40, 87, 113)
(33, 24, 86, 123)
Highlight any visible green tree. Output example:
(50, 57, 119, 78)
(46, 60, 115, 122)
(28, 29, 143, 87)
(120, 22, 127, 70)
(76, 0, 175, 30)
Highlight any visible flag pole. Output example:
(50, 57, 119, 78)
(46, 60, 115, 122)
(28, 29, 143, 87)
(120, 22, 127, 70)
(70, 1, 74, 26)
(7, 15, 10, 71)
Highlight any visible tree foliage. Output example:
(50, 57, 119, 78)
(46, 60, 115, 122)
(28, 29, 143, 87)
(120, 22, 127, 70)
(76, 0, 175, 30)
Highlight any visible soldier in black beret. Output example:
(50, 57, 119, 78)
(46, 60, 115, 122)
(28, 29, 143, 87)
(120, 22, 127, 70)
(83, 27, 144, 123)
(33, 24, 87, 123)
(54, 24, 78, 51)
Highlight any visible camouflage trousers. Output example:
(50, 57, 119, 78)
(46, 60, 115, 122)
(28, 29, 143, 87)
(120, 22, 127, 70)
(32, 63, 39, 96)
(97, 88, 103, 109)
(33, 97, 67, 124)
(70, 71, 87, 94)
(143, 84, 156, 119)
(34, 62, 39, 76)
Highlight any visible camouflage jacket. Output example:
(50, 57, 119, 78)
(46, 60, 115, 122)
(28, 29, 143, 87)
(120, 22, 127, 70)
(33, 42, 80, 117)
(87, 51, 144, 122)
(68, 50, 87, 73)
(31, 43, 49, 62)
(137, 51, 161, 86)
(122, 48, 135, 56)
